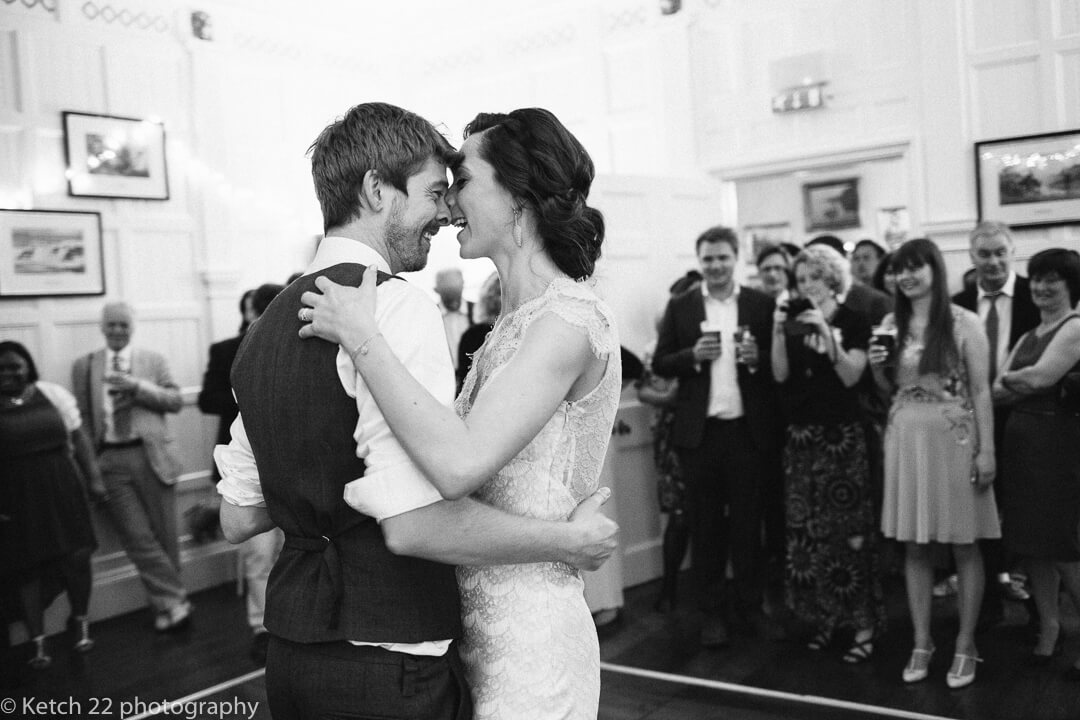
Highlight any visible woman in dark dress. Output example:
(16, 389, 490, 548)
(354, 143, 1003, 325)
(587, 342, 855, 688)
(994, 249, 1080, 675)
(770, 245, 885, 663)
(0, 341, 105, 668)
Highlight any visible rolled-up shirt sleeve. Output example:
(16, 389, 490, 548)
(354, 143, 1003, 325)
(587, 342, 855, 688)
(215, 414, 266, 507)
(341, 281, 456, 521)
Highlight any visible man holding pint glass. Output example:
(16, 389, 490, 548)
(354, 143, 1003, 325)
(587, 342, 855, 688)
(653, 226, 782, 647)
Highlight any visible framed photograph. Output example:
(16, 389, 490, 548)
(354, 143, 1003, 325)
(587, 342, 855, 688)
(975, 129, 1080, 228)
(0, 209, 105, 297)
(742, 222, 793, 262)
(876, 206, 910, 249)
(802, 178, 860, 231)
(62, 111, 169, 200)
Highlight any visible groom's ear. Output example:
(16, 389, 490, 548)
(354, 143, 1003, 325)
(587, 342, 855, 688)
(358, 169, 384, 213)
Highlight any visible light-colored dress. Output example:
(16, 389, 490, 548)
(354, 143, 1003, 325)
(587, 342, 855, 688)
(455, 277, 621, 720)
(880, 307, 1000, 544)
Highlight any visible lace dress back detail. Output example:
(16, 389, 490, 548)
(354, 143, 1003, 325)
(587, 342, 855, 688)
(454, 277, 621, 719)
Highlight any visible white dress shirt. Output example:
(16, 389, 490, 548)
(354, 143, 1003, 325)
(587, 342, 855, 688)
(702, 283, 744, 419)
(977, 271, 1016, 375)
(215, 236, 456, 656)
(440, 306, 471, 371)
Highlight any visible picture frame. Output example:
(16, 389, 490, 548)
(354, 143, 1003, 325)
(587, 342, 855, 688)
(876, 206, 910, 249)
(62, 111, 169, 200)
(0, 209, 105, 298)
(802, 177, 860, 231)
(742, 222, 793, 262)
(975, 129, 1080, 228)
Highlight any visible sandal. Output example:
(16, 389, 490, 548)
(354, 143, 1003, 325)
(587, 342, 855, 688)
(807, 628, 832, 651)
(902, 646, 935, 683)
(946, 652, 981, 689)
(843, 636, 875, 664)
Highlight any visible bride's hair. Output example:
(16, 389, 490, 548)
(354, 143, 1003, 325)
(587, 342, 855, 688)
(464, 109, 605, 280)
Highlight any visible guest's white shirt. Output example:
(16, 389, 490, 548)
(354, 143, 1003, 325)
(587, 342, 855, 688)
(440, 306, 471, 370)
(977, 271, 1016, 375)
(702, 283, 744, 419)
(215, 236, 456, 656)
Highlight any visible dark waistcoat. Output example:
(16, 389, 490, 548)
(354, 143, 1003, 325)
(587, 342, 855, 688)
(231, 262, 461, 644)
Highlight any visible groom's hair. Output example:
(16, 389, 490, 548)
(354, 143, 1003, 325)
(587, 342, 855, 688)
(308, 102, 455, 234)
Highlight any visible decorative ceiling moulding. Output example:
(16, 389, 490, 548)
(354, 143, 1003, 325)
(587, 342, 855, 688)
(419, 50, 486, 79)
(2, 0, 57, 16)
(79, 0, 170, 32)
(502, 23, 578, 58)
(714, 138, 912, 181)
(603, 3, 650, 34)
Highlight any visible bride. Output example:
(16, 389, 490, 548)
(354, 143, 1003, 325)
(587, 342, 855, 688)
(300, 108, 621, 719)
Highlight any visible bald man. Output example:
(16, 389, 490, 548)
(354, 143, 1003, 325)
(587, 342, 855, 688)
(434, 267, 472, 372)
(72, 302, 191, 632)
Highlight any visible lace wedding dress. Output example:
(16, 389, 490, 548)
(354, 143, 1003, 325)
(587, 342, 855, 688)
(454, 278, 621, 720)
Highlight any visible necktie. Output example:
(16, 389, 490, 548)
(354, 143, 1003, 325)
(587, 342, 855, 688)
(985, 292, 1000, 381)
(111, 354, 132, 439)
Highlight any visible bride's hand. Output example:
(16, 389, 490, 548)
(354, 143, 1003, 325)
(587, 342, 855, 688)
(565, 487, 619, 571)
(298, 266, 379, 349)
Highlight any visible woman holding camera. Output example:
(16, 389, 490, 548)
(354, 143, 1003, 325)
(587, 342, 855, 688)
(871, 238, 998, 689)
(994, 248, 1080, 675)
(771, 244, 885, 664)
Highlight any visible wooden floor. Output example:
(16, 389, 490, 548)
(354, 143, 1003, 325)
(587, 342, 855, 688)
(4, 572, 1080, 720)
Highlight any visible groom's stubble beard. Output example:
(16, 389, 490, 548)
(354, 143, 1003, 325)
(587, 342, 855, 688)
(385, 197, 431, 274)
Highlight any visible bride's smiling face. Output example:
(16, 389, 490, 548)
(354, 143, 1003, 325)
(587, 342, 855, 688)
(447, 131, 518, 260)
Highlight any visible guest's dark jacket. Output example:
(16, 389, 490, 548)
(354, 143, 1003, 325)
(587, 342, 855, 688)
(198, 334, 243, 447)
(952, 275, 1039, 352)
(652, 285, 782, 453)
(953, 274, 1039, 448)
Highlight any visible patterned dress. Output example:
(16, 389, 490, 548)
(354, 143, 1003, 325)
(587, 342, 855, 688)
(881, 307, 1001, 544)
(780, 306, 885, 635)
(455, 278, 621, 720)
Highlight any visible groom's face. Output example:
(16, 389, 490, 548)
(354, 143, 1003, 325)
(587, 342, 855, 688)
(384, 156, 451, 274)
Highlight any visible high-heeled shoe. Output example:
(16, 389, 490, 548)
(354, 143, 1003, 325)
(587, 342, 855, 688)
(902, 646, 935, 683)
(946, 652, 982, 689)
(70, 615, 94, 652)
(28, 635, 51, 670)
(1030, 627, 1063, 666)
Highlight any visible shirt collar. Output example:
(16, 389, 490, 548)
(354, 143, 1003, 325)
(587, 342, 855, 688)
(307, 236, 392, 276)
(979, 271, 1016, 299)
(701, 282, 740, 302)
(107, 346, 132, 365)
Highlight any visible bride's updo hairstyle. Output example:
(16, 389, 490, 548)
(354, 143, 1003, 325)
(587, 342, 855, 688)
(464, 108, 605, 280)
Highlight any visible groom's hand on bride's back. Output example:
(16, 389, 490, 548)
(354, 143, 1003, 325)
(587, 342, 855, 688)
(565, 487, 619, 571)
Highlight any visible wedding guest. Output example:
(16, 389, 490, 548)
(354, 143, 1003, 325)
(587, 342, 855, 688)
(872, 238, 998, 689)
(851, 239, 886, 287)
(994, 248, 1080, 674)
(770, 246, 884, 663)
(1, 341, 105, 668)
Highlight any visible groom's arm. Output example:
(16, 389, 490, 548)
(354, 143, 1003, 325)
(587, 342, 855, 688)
(381, 491, 618, 570)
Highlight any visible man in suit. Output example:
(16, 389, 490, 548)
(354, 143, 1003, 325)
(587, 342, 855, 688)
(197, 282, 284, 665)
(952, 220, 1040, 628)
(653, 226, 783, 647)
(73, 302, 191, 632)
(214, 102, 617, 720)
(434, 267, 473, 376)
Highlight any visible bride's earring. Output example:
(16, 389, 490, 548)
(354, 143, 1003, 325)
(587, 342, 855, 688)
(512, 207, 523, 248)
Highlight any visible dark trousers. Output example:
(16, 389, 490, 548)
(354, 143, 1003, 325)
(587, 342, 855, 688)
(679, 417, 764, 618)
(266, 636, 472, 720)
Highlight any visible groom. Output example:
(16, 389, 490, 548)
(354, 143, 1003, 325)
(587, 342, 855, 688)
(215, 102, 617, 720)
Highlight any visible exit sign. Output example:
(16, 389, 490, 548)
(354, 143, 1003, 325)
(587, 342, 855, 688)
(772, 83, 827, 113)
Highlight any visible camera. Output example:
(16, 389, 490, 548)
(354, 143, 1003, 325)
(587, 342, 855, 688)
(783, 297, 816, 336)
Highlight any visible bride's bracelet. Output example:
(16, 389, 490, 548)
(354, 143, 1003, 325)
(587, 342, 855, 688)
(348, 332, 383, 365)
